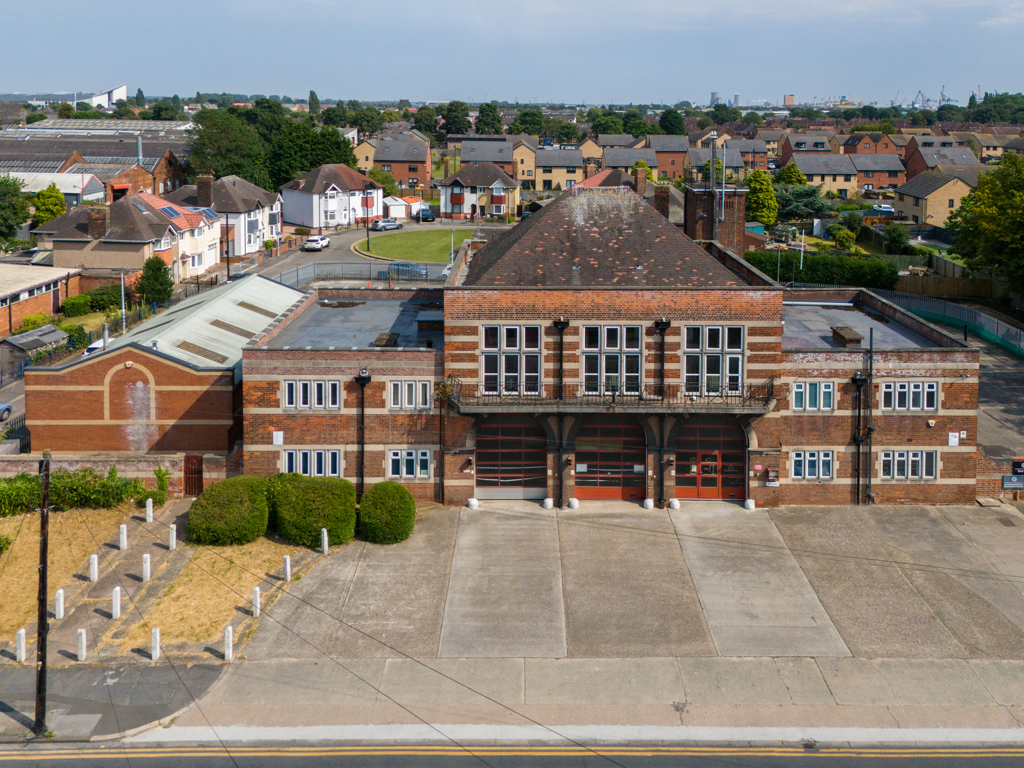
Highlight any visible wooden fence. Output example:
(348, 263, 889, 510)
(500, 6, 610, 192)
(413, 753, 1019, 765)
(895, 274, 992, 299)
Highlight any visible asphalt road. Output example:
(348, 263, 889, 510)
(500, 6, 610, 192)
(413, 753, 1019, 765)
(2, 744, 1024, 768)
(0, 378, 25, 421)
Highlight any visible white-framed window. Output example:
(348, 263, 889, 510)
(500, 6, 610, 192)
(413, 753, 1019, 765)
(284, 381, 296, 408)
(418, 450, 429, 477)
(581, 325, 642, 395)
(329, 450, 341, 476)
(284, 450, 296, 473)
(390, 380, 433, 409)
(419, 381, 431, 409)
(314, 450, 326, 476)
(880, 450, 938, 479)
(882, 382, 938, 410)
(682, 325, 744, 394)
(190, 252, 203, 268)
(482, 325, 541, 395)
(390, 449, 429, 478)
(285, 449, 340, 477)
(314, 381, 326, 408)
(792, 450, 834, 480)
(300, 450, 311, 476)
(792, 381, 834, 411)
(299, 381, 311, 408)
(329, 381, 341, 408)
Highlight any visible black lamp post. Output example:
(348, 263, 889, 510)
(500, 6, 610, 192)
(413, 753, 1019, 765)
(355, 368, 371, 499)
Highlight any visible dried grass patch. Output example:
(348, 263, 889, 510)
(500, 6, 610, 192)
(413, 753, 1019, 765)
(0, 504, 134, 638)
(121, 536, 306, 649)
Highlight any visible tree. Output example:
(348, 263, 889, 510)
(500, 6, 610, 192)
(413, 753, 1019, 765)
(775, 163, 806, 185)
(696, 115, 713, 130)
(774, 184, 832, 220)
(188, 109, 270, 188)
(380, 109, 402, 123)
(442, 101, 471, 135)
(31, 183, 65, 228)
(710, 103, 742, 124)
(321, 106, 347, 126)
(591, 114, 624, 135)
(514, 108, 544, 136)
(555, 121, 581, 143)
(476, 103, 502, 135)
(368, 167, 398, 197)
(353, 106, 383, 135)
(883, 223, 911, 255)
(413, 105, 437, 136)
(631, 160, 654, 181)
(742, 111, 764, 126)
(308, 90, 321, 118)
(0, 175, 30, 240)
(674, 101, 693, 110)
(658, 107, 685, 135)
(136, 257, 174, 304)
(966, 137, 980, 158)
(841, 211, 864, 239)
(946, 153, 1024, 294)
(624, 114, 651, 138)
(745, 169, 777, 226)
(151, 101, 181, 120)
(701, 158, 724, 183)
(235, 98, 289, 143)
(76, 101, 92, 112)
(135, 88, 145, 107)
(56, 102, 74, 119)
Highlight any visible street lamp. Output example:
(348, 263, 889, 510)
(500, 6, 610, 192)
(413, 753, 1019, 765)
(450, 229, 455, 262)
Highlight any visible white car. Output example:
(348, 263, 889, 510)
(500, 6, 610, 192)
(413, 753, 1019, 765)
(872, 204, 895, 214)
(302, 235, 331, 251)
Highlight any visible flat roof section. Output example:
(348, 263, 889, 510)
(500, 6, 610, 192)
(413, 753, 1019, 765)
(266, 298, 443, 350)
(783, 303, 936, 349)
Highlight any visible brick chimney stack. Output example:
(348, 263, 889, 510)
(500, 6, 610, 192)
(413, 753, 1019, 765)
(87, 207, 108, 240)
(634, 168, 647, 199)
(654, 185, 671, 220)
(197, 175, 214, 208)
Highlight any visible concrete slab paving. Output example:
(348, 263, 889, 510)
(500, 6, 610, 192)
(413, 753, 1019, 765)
(969, 660, 1024, 706)
(526, 658, 684, 705)
(770, 505, 968, 659)
(556, 508, 715, 658)
(677, 658, 791, 706)
(439, 506, 566, 658)
(670, 504, 849, 657)
(872, 659, 995, 707)
(774, 658, 835, 706)
(815, 657, 898, 706)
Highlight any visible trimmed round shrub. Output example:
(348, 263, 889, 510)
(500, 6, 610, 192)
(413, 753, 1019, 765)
(62, 295, 93, 318)
(188, 476, 269, 546)
(357, 481, 416, 545)
(273, 475, 356, 548)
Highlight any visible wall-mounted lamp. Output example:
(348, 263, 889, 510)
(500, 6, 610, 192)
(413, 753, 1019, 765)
(565, 456, 573, 465)
(666, 457, 675, 466)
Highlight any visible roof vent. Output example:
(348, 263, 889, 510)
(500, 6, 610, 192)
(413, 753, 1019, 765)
(831, 326, 864, 347)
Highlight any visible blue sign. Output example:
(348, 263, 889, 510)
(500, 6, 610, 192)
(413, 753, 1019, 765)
(1003, 475, 1024, 490)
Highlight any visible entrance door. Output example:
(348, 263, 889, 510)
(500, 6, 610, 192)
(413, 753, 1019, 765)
(184, 453, 204, 497)
(574, 415, 647, 501)
(675, 415, 746, 500)
(475, 415, 548, 499)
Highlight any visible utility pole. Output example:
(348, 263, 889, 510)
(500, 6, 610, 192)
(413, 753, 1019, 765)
(34, 449, 51, 737)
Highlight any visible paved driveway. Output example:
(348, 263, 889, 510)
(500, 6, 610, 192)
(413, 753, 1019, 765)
(246, 499, 1024, 662)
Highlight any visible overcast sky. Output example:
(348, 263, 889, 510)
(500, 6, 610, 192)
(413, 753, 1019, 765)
(3, 0, 1021, 106)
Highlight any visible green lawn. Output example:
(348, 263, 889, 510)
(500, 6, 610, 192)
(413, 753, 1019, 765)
(364, 229, 475, 263)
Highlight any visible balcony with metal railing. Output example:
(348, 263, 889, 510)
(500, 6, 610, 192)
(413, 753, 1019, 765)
(446, 378, 776, 414)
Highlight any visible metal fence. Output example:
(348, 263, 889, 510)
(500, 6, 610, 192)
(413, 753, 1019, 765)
(272, 261, 449, 288)
(3, 412, 30, 453)
(0, 364, 25, 389)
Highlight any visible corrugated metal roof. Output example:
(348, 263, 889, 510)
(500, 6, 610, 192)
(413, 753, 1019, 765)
(110, 275, 304, 370)
(5, 171, 104, 195)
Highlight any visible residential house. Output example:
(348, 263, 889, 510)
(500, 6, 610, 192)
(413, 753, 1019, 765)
(602, 148, 659, 176)
(279, 164, 384, 228)
(354, 138, 378, 172)
(439, 162, 520, 220)
(889, 134, 915, 159)
(848, 155, 906, 190)
(685, 148, 745, 181)
(36, 192, 222, 282)
(904, 144, 981, 180)
(841, 133, 900, 155)
(533, 149, 585, 191)
(0, 264, 83, 335)
(688, 129, 733, 148)
(577, 137, 603, 167)
(972, 134, 1012, 161)
(597, 134, 638, 150)
(788, 154, 858, 198)
(372, 138, 431, 188)
(778, 133, 839, 166)
(165, 175, 282, 258)
(754, 129, 787, 158)
(894, 171, 975, 227)
(1004, 137, 1024, 156)
(6, 172, 105, 207)
(644, 135, 689, 179)
(513, 140, 537, 190)
(724, 139, 768, 173)
(459, 140, 516, 176)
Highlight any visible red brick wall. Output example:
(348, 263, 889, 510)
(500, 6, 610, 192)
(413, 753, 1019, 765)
(1, 274, 83, 335)
(655, 151, 687, 179)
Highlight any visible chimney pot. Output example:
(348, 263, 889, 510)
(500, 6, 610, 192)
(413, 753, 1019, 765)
(197, 175, 214, 208)
(87, 206, 108, 240)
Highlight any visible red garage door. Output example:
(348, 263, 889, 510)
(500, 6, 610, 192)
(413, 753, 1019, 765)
(574, 415, 647, 502)
(475, 415, 548, 500)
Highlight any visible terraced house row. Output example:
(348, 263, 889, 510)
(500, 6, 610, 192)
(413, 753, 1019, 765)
(18, 183, 979, 507)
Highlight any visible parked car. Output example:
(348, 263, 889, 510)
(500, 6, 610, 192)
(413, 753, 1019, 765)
(416, 208, 436, 222)
(376, 261, 430, 281)
(0, 402, 11, 421)
(302, 235, 330, 251)
(371, 219, 404, 231)
(872, 204, 895, 214)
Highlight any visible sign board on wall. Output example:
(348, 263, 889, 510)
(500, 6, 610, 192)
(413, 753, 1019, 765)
(1013, 460, 1024, 476)
(1003, 475, 1024, 490)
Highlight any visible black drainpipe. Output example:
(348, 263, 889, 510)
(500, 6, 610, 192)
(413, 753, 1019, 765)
(354, 369, 371, 500)
(553, 317, 570, 399)
(867, 329, 875, 504)
(654, 319, 672, 508)
(852, 372, 868, 505)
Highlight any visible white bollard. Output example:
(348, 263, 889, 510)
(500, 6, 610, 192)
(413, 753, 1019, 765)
(77, 629, 87, 661)
(542, 498, 553, 509)
(146, 497, 154, 524)
(283, 555, 291, 583)
(169, 524, 176, 551)
(321, 528, 329, 555)
(568, 498, 579, 509)
(744, 499, 756, 510)
(112, 586, 121, 620)
(89, 554, 98, 583)
(467, 498, 479, 509)
(643, 498, 655, 510)
(15, 628, 26, 663)
(55, 589, 64, 620)
(224, 626, 233, 662)
(669, 498, 680, 510)
(253, 586, 261, 618)
(119, 524, 128, 551)
(151, 628, 160, 661)
(142, 553, 151, 583)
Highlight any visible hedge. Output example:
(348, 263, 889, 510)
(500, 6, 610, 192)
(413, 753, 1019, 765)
(0, 467, 144, 517)
(357, 481, 416, 545)
(188, 476, 269, 545)
(272, 475, 356, 548)
(62, 295, 93, 318)
(0, 534, 10, 556)
(745, 250, 899, 290)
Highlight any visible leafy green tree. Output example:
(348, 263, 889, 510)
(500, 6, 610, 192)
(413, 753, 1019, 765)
(555, 122, 581, 143)
(308, 90, 320, 118)
(31, 183, 66, 227)
(841, 211, 864, 239)
(136, 257, 174, 304)
(591, 114, 624, 135)
(674, 100, 693, 110)
(442, 101, 471, 135)
(475, 103, 502, 135)
(380, 109, 402, 123)
(0, 175, 30, 240)
(946, 153, 1024, 293)
(745, 169, 778, 226)
(188, 109, 270, 188)
(742, 111, 764, 126)
(696, 115, 713, 130)
(413, 105, 437, 136)
(884, 223, 911, 255)
(76, 101, 92, 112)
(135, 88, 145, 107)
(710, 103, 742, 124)
(631, 160, 654, 181)
(775, 163, 806, 185)
(658, 107, 685, 135)
(514, 108, 544, 135)
(26, 113, 46, 124)
(235, 98, 289, 143)
(56, 102, 74, 118)
(321, 106, 347, 126)
(585, 107, 604, 123)
(624, 115, 651, 137)
(353, 106, 383, 135)
(701, 158, 724, 183)
(368, 167, 398, 197)
(774, 184, 832, 220)
(314, 126, 357, 168)
(151, 102, 181, 120)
